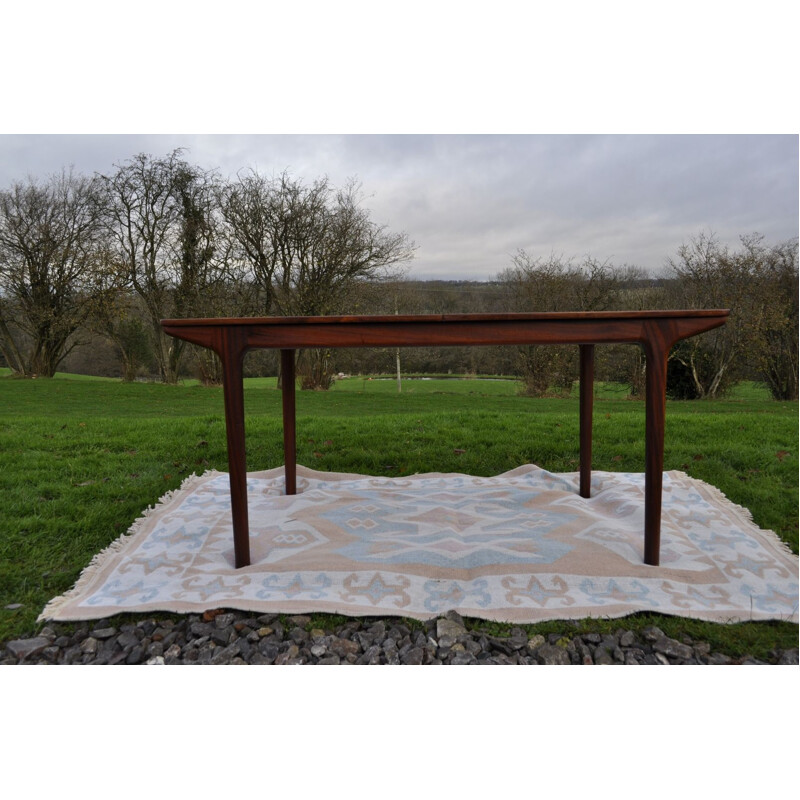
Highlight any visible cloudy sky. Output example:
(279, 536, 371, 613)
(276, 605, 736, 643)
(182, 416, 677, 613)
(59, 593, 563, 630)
(0, 133, 796, 280)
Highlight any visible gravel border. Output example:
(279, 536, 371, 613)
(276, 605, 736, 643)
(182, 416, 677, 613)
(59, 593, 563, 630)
(2, 609, 797, 664)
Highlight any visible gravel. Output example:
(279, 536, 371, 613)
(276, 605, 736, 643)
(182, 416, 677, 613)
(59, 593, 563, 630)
(2, 609, 797, 665)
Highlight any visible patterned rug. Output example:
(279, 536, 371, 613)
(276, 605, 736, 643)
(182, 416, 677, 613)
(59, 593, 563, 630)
(40, 465, 799, 624)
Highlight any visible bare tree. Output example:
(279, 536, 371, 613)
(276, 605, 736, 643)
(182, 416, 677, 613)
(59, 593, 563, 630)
(221, 170, 413, 387)
(99, 151, 229, 383)
(498, 251, 625, 395)
(742, 235, 798, 400)
(0, 169, 108, 377)
(666, 232, 765, 398)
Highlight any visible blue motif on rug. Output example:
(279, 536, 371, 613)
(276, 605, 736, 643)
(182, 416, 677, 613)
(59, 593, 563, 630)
(322, 486, 575, 568)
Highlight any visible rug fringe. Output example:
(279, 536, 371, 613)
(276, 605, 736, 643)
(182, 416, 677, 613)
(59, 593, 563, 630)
(38, 470, 222, 621)
(673, 470, 798, 561)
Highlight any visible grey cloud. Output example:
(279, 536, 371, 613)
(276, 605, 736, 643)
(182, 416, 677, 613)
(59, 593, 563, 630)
(0, 134, 796, 280)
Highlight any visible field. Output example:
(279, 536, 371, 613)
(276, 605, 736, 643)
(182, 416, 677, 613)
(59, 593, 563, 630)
(0, 369, 797, 656)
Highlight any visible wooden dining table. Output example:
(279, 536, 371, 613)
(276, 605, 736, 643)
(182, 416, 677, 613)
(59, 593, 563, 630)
(161, 310, 729, 569)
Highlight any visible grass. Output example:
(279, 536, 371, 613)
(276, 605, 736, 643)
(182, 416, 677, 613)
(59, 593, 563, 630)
(1, 370, 797, 657)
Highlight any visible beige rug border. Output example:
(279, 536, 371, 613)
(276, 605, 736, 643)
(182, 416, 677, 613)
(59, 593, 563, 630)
(39, 465, 799, 624)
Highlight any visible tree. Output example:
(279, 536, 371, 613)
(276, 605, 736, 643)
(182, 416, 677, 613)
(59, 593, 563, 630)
(99, 151, 229, 383)
(221, 170, 413, 388)
(498, 251, 624, 395)
(666, 232, 797, 399)
(0, 169, 108, 377)
(744, 236, 798, 400)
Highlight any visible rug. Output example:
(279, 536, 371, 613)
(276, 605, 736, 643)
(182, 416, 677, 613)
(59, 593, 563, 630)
(40, 465, 799, 624)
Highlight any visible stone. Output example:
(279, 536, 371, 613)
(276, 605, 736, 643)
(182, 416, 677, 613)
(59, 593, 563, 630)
(360, 645, 382, 665)
(117, 631, 140, 650)
(329, 637, 360, 657)
(164, 644, 182, 659)
(693, 642, 712, 657)
(526, 635, 546, 654)
(368, 621, 386, 640)
(534, 643, 571, 665)
(289, 627, 309, 644)
(4, 603, 23, 611)
(258, 641, 280, 662)
(81, 637, 99, 655)
(437, 634, 455, 650)
(444, 609, 466, 628)
(401, 647, 425, 665)
(487, 635, 515, 656)
(388, 624, 411, 640)
(41, 646, 60, 663)
(619, 630, 637, 648)
(436, 617, 467, 640)
(274, 645, 301, 665)
(641, 626, 666, 642)
(653, 637, 694, 661)
(593, 648, 615, 666)
(624, 648, 646, 665)
(310, 644, 327, 658)
(464, 639, 482, 656)
(212, 642, 242, 665)
(356, 631, 375, 650)
(5, 637, 50, 660)
(189, 622, 214, 638)
(91, 626, 117, 639)
(146, 656, 166, 665)
(508, 628, 528, 651)
(214, 613, 237, 629)
(211, 627, 233, 647)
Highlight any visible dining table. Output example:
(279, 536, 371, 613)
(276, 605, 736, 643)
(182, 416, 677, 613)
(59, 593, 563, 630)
(161, 310, 729, 569)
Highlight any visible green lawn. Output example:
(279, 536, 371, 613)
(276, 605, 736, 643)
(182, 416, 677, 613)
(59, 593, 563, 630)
(1, 370, 797, 656)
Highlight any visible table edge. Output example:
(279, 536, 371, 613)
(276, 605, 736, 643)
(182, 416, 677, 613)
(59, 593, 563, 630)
(161, 310, 730, 327)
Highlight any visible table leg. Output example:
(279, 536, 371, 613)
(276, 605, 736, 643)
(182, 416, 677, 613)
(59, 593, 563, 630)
(579, 344, 594, 498)
(221, 340, 250, 568)
(281, 349, 297, 495)
(643, 341, 669, 566)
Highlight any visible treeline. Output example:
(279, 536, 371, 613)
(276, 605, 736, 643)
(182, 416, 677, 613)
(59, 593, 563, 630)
(0, 151, 797, 400)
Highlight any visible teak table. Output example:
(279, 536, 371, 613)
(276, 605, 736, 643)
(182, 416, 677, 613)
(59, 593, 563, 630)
(161, 311, 729, 569)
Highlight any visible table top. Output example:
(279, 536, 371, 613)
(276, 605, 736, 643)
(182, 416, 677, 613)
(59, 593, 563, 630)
(162, 310, 729, 327)
(161, 310, 729, 350)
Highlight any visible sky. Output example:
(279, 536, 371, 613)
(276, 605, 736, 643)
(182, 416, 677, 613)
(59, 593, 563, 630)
(0, 133, 796, 280)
